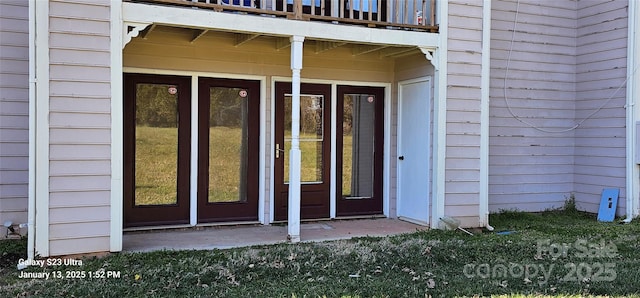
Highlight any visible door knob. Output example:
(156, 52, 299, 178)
(276, 143, 285, 159)
(398, 156, 404, 160)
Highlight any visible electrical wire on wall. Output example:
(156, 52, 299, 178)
(503, 0, 637, 134)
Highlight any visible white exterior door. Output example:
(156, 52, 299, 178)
(397, 78, 431, 225)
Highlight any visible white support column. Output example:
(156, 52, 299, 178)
(625, 0, 639, 222)
(288, 35, 304, 242)
(189, 76, 199, 226)
(330, 84, 337, 218)
(431, 0, 448, 229)
(33, 0, 50, 257)
(110, 0, 124, 253)
(27, 0, 37, 263)
(479, 0, 492, 230)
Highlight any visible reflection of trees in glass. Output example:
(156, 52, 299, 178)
(209, 88, 247, 128)
(135, 84, 178, 128)
(342, 95, 353, 135)
(301, 96, 323, 136)
(284, 95, 324, 138)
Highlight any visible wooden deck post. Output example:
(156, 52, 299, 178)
(288, 35, 304, 243)
(293, 0, 303, 19)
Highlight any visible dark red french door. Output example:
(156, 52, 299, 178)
(124, 74, 191, 227)
(274, 82, 331, 220)
(124, 75, 382, 226)
(273, 83, 384, 220)
(197, 78, 260, 223)
(124, 74, 260, 227)
(336, 85, 384, 216)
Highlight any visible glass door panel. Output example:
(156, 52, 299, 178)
(336, 86, 384, 216)
(124, 74, 191, 227)
(197, 78, 259, 223)
(208, 87, 249, 203)
(134, 83, 179, 206)
(342, 94, 376, 199)
(283, 94, 325, 184)
(274, 82, 331, 220)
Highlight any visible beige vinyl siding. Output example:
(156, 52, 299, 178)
(574, 0, 628, 215)
(48, 0, 112, 255)
(445, 0, 484, 227)
(0, 0, 29, 230)
(489, 0, 577, 212)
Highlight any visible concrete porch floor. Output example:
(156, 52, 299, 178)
(123, 218, 427, 252)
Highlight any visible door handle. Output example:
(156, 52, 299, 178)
(276, 143, 285, 159)
(398, 156, 404, 160)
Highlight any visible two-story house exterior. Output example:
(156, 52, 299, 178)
(0, 0, 638, 258)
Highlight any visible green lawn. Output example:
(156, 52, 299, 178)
(1, 210, 640, 297)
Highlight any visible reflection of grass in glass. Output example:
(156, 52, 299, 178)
(281, 133, 354, 187)
(342, 133, 353, 195)
(134, 126, 357, 204)
(135, 126, 178, 205)
(284, 133, 323, 183)
(209, 127, 244, 203)
(135, 126, 248, 205)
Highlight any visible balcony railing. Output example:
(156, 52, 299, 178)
(129, 0, 438, 32)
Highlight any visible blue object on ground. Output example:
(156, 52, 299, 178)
(496, 231, 516, 235)
(597, 188, 619, 222)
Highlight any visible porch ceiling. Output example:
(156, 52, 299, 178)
(138, 25, 422, 58)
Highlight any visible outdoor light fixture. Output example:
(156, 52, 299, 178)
(4, 221, 16, 237)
